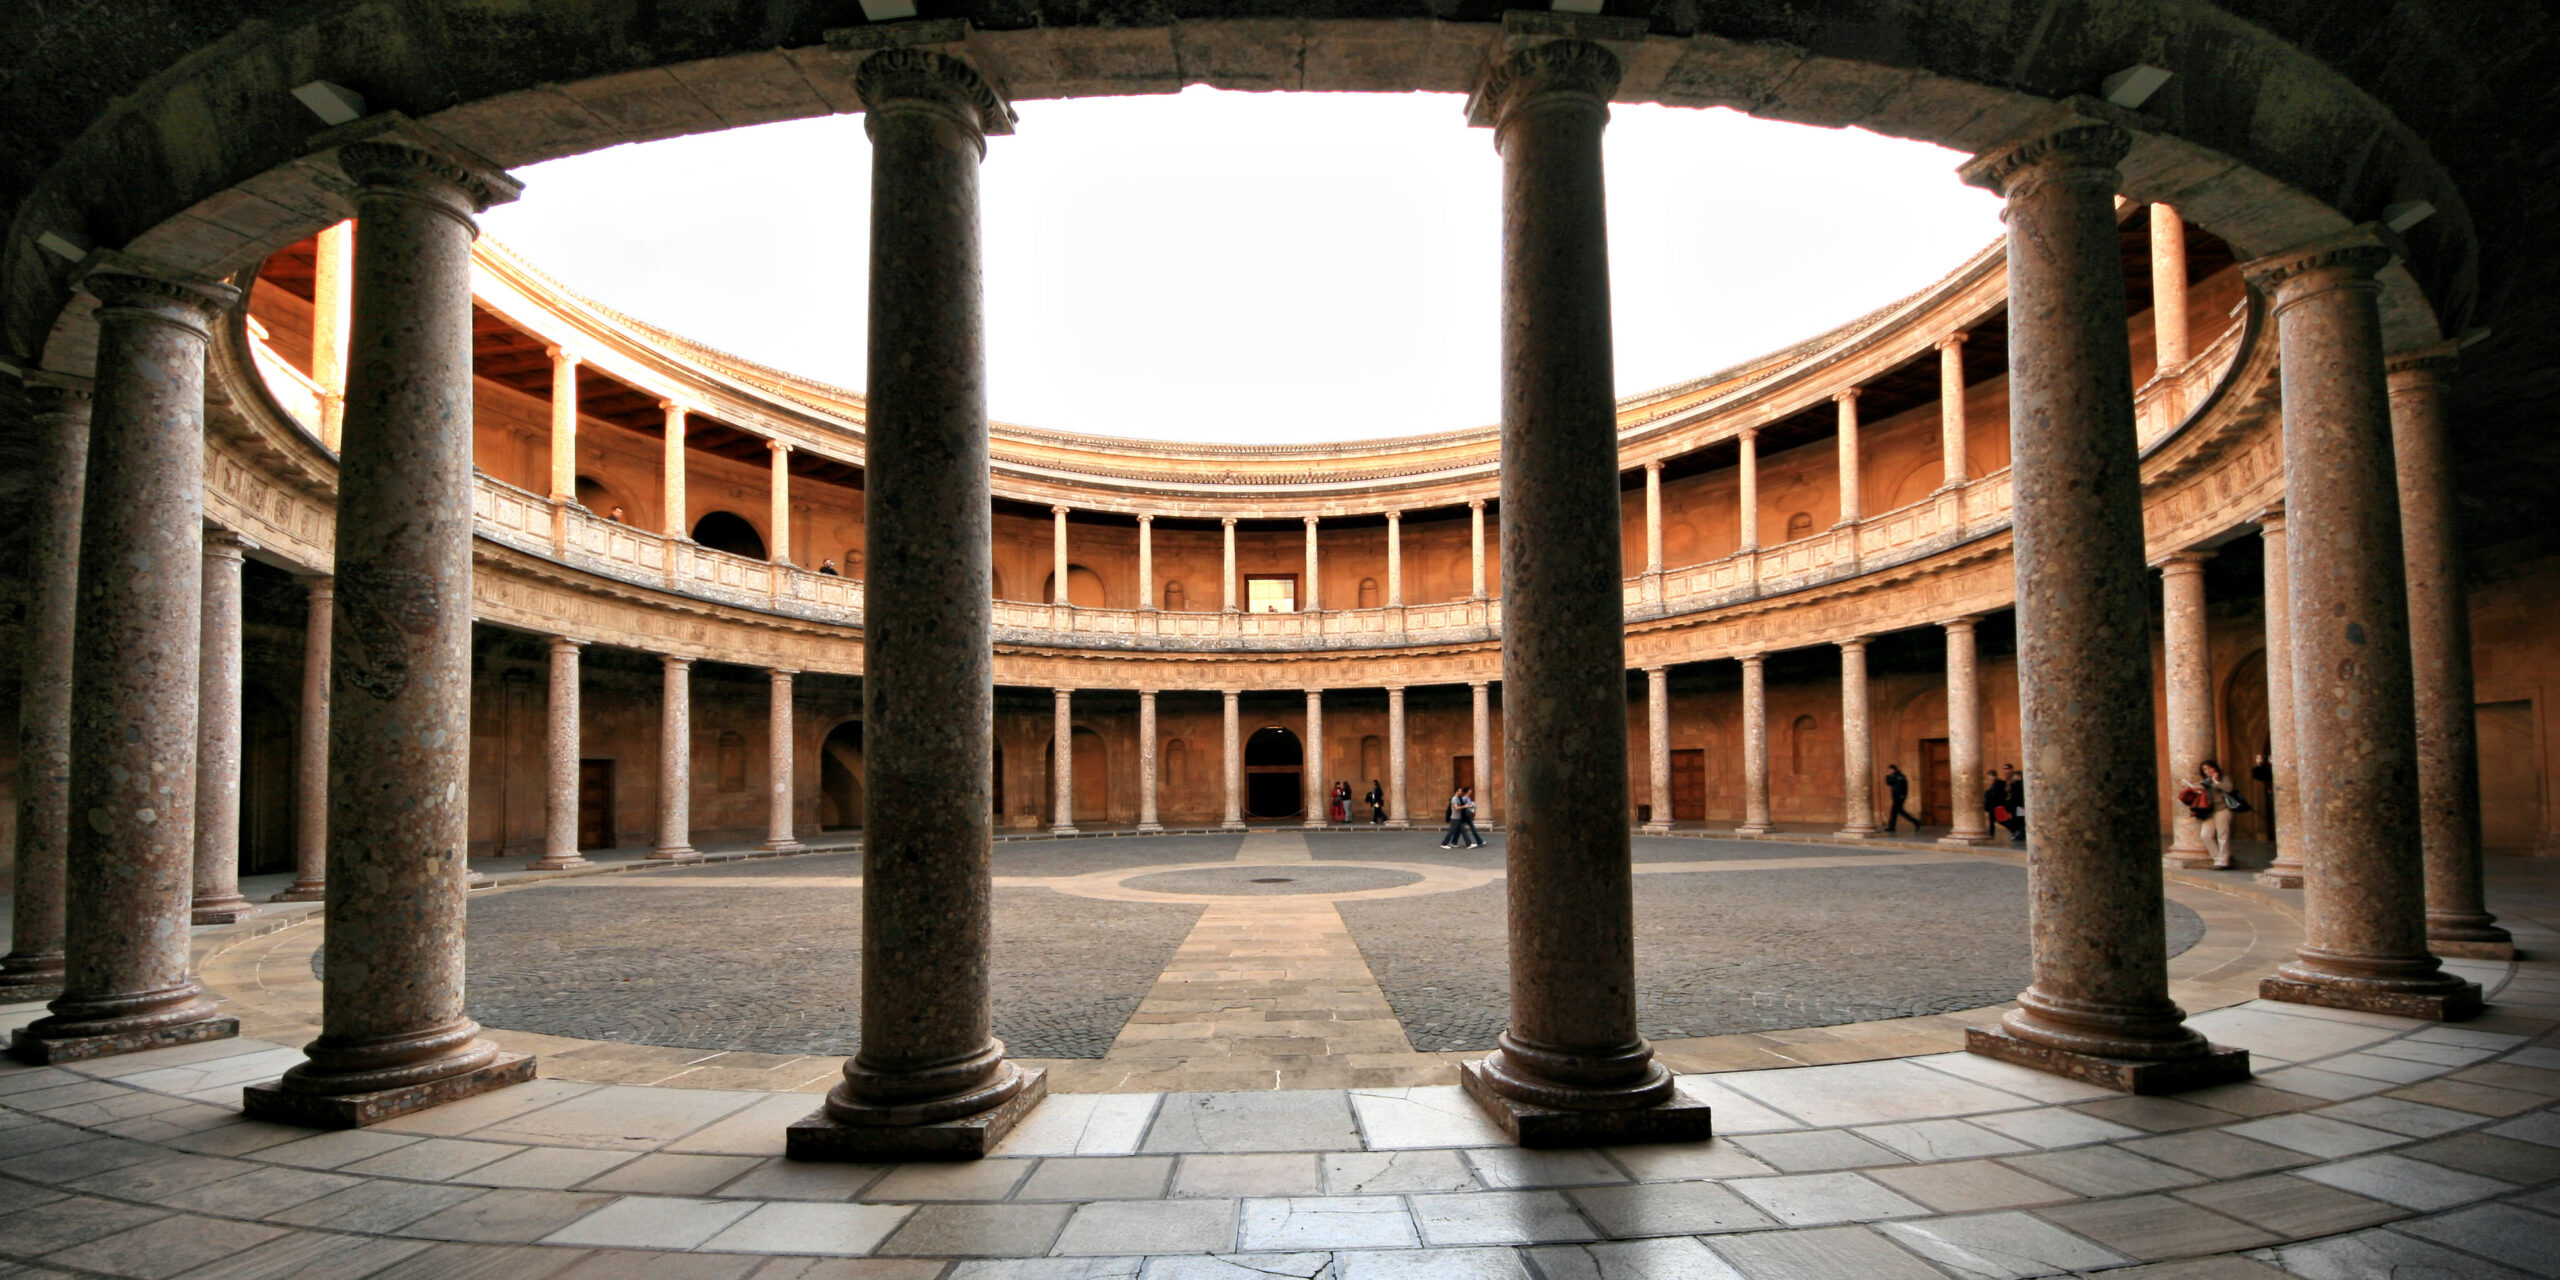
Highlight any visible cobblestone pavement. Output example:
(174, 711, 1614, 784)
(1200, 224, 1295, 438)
(1341, 861, 2207, 1053)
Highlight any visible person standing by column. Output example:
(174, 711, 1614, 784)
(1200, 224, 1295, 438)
(1366, 780, 1384, 825)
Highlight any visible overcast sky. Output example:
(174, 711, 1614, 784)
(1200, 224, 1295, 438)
(481, 88, 2002, 444)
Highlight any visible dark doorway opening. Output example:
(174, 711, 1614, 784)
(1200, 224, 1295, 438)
(1919, 738, 1951, 828)
(1245, 726, 1304, 819)
(578, 760, 616, 849)
(820, 720, 863, 830)
(1671, 748, 1706, 822)
(240, 684, 296, 876)
(692, 510, 767, 560)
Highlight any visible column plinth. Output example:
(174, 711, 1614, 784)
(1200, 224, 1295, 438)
(1458, 32, 1709, 1146)
(651, 656, 701, 862)
(192, 530, 260, 923)
(2159, 552, 2219, 868)
(11, 263, 241, 1066)
(532, 638, 590, 871)
(1, 379, 90, 1000)
(242, 131, 533, 1120)
(1835, 638, 1877, 837)
(1953, 115, 2248, 1091)
(791, 42, 1041, 1162)
(1736, 655, 1772, 835)
(2246, 233, 2481, 1020)
(272, 577, 333, 901)
(1137, 691, 1163, 832)
(763, 669, 804, 852)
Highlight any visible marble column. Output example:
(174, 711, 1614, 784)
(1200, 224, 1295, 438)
(1939, 333, 1970, 489)
(2151, 203, 2189, 372)
(1137, 690, 1162, 833)
(0, 378, 89, 999)
(1470, 680, 1493, 826)
(2388, 347, 2510, 958)
(534, 638, 590, 871)
(191, 530, 259, 924)
(791, 44, 1040, 1161)
(1954, 116, 2247, 1089)
(1469, 499, 1488, 599)
(1221, 517, 1238, 613)
(1834, 389, 1863, 525)
(769, 441, 794, 565)
(1386, 511, 1404, 606)
(241, 131, 533, 1121)
(2159, 551, 2218, 866)
(1643, 461, 1664, 596)
(312, 220, 354, 451)
(1137, 515, 1155, 614)
(764, 668, 802, 852)
(1051, 505, 1070, 609)
(1301, 689, 1326, 828)
(1050, 688, 1076, 835)
(2250, 230, 2480, 1020)
(1643, 666, 1672, 833)
(1459, 34, 1705, 1145)
(1836, 638, 1877, 837)
(1738, 429, 1762, 549)
(2255, 508, 2306, 888)
(1221, 689, 1245, 830)
(653, 656, 699, 861)
(660, 401, 689, 538)
(1303, 516, 1321, 613)
(1738, 654, 1772, 834)
(1386, 687, 1410, 828)
(548, 347, 579, 503)
(1941, 618, 1991, 844)
(9, 262, 238, 1066)
(273, 577, 331, 902)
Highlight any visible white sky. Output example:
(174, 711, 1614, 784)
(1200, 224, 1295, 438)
(482, 88, 2002, 444)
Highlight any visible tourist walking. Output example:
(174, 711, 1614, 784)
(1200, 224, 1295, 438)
(1452, 785, 1485, 848)
(1883, 764, 1922, 833)
(2180, 758, 2248, 869)
(1366, 780, 1385, 825)
(1439, 788, 1467, 847)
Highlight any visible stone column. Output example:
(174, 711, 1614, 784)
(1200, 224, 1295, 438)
(2250, 229, 2481, 1020)
(769, 440, 794, 566)
(273, 577, 331, 902)
(2388, 348, 2510, 957)
(1386, 511, 1404, 606)
(1458, 32, 1706, 1145)
(1953, 116, 2246, 1089)
(2255, 508, 2306, 888)
(534, 638, 589, 871)
(1643, 666, 1672, 833)
(2151, 203, 2189, 372)
(1050, 687, 1076, 835)
(1302, 516, 1321, 613)
(1221, 689, 1245, 830)
(1941, 618, 1991, 844)
(548, 347, 579, 503)
(1051, 505, 1070, 607)
(1738, 654, 1772, 834)
(1137, 514, 1155, 614)
(1301, 688, 1326, 828)
(1834, 389, 1863, 525)
(1470, 680, 1493, 826)
(312, 220, 354, 451)
(0, 378, 89, 999)
(791, 42, 1040, 1161)
(9, 262, 238, 1066)
(1221, 517, 1238, 613)
(660, 401, 689, 538)
(1836, 638, 1877, 837)
(192, 529, 259, 923)
(1738, 428, 1762, 549)
(1137, 690, 1162, 833)
(653, 656, 699, 861)
(2159, 551, 2218, 865)
(1938, 333, 1970, 488)
(1386, 687, 1410, 828)
(1644, 461, 1664, 595)
(764, 669, 803, 852)
(1469, 498, 1488, 599)
(241, 131, 533, 1120)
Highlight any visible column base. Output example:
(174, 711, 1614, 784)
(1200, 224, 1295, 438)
(2255, 866, 2304, 889)
(1220, 820, 1247, 831)
(1386, 819, 1411, 830)
(191, 895, 261, 925)
(1135, 823, 1164, 834)
(1965, 1024, 2250, 1095)
(1733, 823, 1773, 836)
(270, 881, 327, 903)
(466, 871, 496, 890)
(1641, 823, 1672, 835)
(2162, 849, 2219, 870)
(648, 847, 702, 863)
(2432, 938, 2519, 962)
(2259, 971, 2484, 1021)
(10, 1013, 238, 1065)
(243, 1052, 536, 1129)
(527, 855, 592, 871)
(0, 956, 64, 1003)
(788, 1067, 1047, 1162)
(1939, 829, 1992, 846)
(758, 839, 806, 854)
(1458, 1060, 1714, 1149)
(2428, 914, 2514, 962)
(1835, 826, 1879, 839)
(1049, 826, 1078, 837)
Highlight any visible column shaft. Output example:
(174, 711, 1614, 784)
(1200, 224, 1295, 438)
(1469, 499, 1488, 598)
(1386, 513, 1403, 606)
(1939, 334, 1970, 488)
(2160, 553, 2217, 864)
(2256, 510, 2306, 887)
(1942, 619, 1990, 843)
(273, 578, 331, 902)
(654, 657, 698, 860)
(548, 348, 579, 502)
(2252, 231, 2479, 1019)
(1137, 515, 1155, 612)
(0, 381, 89, 998)
(1303, 516, 1321, 612)
(1738, 430, 1761, 549)
(1221, 518, 1238, 612)
(1221, 690, 1244, 829)
(1137, 691, 1162, 832)
(1953, 118, 2244, 1088)
(769, 442, 793, 565)
(1644, 462, 1663, 573)
(534, 639, 589, 870)
(1836, 639, 1876, 836)
(661, 402, 689, 538)
(1386, 688, 1409, 828)
(1052, 506, 1069, 605)
(1835, 390, 1862, 524)
(1470, 682, 1492, 826)
(1643, 667, 1672, 833)
(1738, 655, 1771, 834)
(2150, 203, 2189, 371)
(192, 531, 257, 923)
(765, 669, 801, 851)
(1301, 690, 1325, 828)
(1051, 688, 1076, 834)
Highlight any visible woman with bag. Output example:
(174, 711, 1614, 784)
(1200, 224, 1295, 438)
(2180, 758, 2248, 869)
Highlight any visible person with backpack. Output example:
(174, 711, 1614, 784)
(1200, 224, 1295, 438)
(1883, 764, 1922, 834)
(2178, 758, 2249, 868)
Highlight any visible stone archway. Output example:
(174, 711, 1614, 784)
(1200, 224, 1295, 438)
(1245, 725, 1304, 820)
(818, 719, 862, 831)
(692, 510, 766, 560)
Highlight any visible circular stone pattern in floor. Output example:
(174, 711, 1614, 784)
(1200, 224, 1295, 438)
(1119, 864, 1425, 896)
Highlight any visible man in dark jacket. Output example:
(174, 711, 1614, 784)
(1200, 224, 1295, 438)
(2001, 765, 2026, 841)
(1883, 764, 1922, 833)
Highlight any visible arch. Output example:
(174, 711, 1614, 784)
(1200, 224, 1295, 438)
(991, 567, 1006, 600)
(717, 730, 748, 793)
(1883, 456, 1944, 511)
(1162, 579, 1185, 611)
(1791, 714, 1820, 775)
(574, 474, 629, 522)
(1040, 564, 1108, 608)
(846, 548, 864, 577)
(1244, 726, 1303, 819)
(1357, 577, 1380, 609)
(1665, 520, 1701, 564)
(1785, 511, 1816, 541)
(692, 510, 766, 560)
(1042, 727, 1109, 823)
(819, 719, 863, 830)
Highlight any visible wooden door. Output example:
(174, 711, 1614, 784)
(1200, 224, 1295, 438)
(1670, 749, 1706, 822)
(1919, 738, 1951, 827)
(577, 759, 615, 850)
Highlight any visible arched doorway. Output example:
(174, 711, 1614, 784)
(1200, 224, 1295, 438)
(692, 510, 766, 560)
(819, 720, 863, 830)
(1039, 565, 1109, 608)
(1245, 726, 1303, 820)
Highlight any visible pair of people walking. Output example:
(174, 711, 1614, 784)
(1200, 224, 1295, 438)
(1985, 766, 2026, 841)
(1440, 785, 1483, 848)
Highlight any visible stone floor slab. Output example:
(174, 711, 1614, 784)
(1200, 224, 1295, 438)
(1728, 1171, 1929, 1226)
(1235, 1194, 1417, 1250)
(1876, 1209, 2131, 1279)
(1409, 1188, 1598, 1246)
(1051, 1199, 1237, 1256)
(696, 1202, 915, 1256)
(539, 1195, 760, 1249)
(2170, 1172, 2405, 1238)
(1707, 1224, 1948, 1280)
(1566, 1180, 1778, 1237)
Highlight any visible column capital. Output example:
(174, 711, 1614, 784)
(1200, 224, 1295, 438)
(1468, 497, 1487, 511)
(1942, 614, 1984, 633)
(550, 635, 588, 652)
(662, 654, 694, 671)
(315, 115, 522, 213)
(203, 527, 259, 556)
(1053, 685, 1073, 697)
(768, 438, 793, 456)
(2254, 503, 2287, 533)
(1832, 387, 1861, 406)
(1956, 107, 2133, 199)
(2385, 339, 2462, 380)
(769, 666, 798, 677)
(2156, 548, 2217, 573)
(1468, 680, 1490, 692)
(657, 398, 688, 415)
(1938, 330, 1970, 351)
(1384, 509, 1403, 522)
(1304, 515, 1320, 527)
(74, 252, 240, 334)
(1643, 459, 1662, 475)
(1135, 512, 1153, 526)
(1837, 635, 1871, 652)
(1051, 504, 1069, 517)
(1642, 665, 1667, 676)
(1385, 684, 1407, 695)
(1739, 652, 1767, 668)
(302, 574, 335, 597)
(2241, 225, 2396, 304)
(1220, 516, 1237, 527)
(1137, 687, 1157, 699)
(839, 39, 1016, 140)
(1467, 30, 1628, 130)
(545, 346, 580, 366)
(1738, 425, 1760, 444)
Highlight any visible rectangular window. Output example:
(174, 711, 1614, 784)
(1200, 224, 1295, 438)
(1246, 575, 1298, 613)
